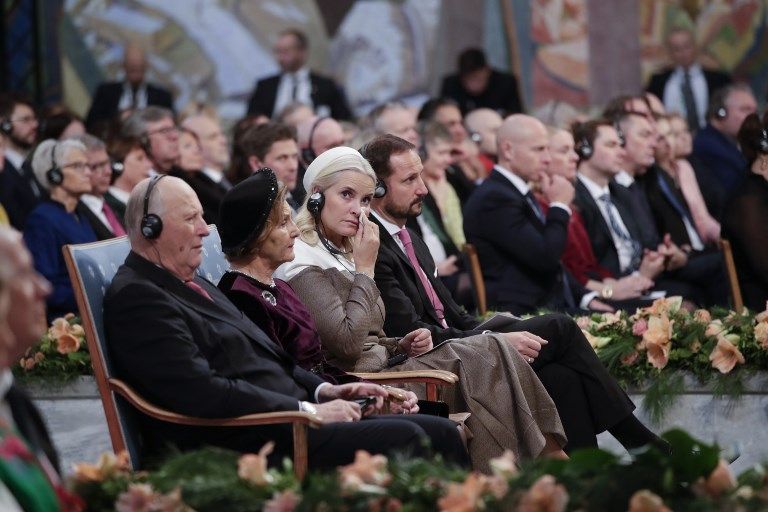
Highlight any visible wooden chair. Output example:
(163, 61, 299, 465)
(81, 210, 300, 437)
(719, 239, 744, 312)
(462, 243, 487, 316)
(63, 227, 457, 478)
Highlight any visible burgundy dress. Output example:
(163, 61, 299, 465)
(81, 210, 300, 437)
(218, 271, 357, 384)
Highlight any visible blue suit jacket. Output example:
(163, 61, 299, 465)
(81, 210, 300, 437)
(463, 169, 583, 314)
(692, 124, 747, 194)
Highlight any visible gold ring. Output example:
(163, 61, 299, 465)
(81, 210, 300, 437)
(528, 357, 534, 363)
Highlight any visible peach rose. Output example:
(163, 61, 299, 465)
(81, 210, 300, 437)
(56, 333, 81, 354)
(264, 489, 301, 512)
(438, 473, 486, 512)
(645, 297, 682, 316)
(21, 357, 36, 371)
(754, 322, 768, 349)
(48, 317, 70, 339)
(33, 351, 45, 363)
(238, 441, 274, 486)
(693, 309, 712, 324)
(632, 318, 648, 336)
(698, 459, 736, 498)
(596, 311, 622, 328)
(116, 484, 186, 512)
(339, 450, 391, 492)
(489, 449, 518, 479)
(628, 490, 671, 512)
(709, 335, 745, 374)
(73, 451, 130, 482)
(517, 474, 568, 512)
(70, 323, 85, 338)
(755, 304, 768, 323)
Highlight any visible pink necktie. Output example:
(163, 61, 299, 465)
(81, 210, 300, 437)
(397, 228, 448, 328)
(102, 202, 126, 237)
(185, 280, 213, 302)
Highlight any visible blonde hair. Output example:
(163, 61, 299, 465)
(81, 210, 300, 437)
(295, 157, 376, 248)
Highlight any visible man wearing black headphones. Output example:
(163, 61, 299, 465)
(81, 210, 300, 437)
(120, 106, 180, 174)
(0, 94, 42, 229)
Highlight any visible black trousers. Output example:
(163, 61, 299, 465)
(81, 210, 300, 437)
(501, 313, 635, 451)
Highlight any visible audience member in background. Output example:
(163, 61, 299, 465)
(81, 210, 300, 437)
(39, 109, 85, 140)
(646, 27, 731, 132)
(464, 115, 610, 314)
(247, 28, 352, 120)
(23, 139, 96, 320)
(173, 128, 223, 225)
(644, 92, 666, 116)
(0, 94, 42, 230)
(692, 84, 757, 196)
(654, 114, 720, 244)
(0, 227, 80, 511)
(227, 114, 271, 185)
(182, 113, 233, 191)
(549, 124, 654, 307)
(86, 43, 174, 136)
(369, 102, 419, 145)
(275, 148, 568, 469)
(417, 98, 479, 203)
(275, 102, 315, 129)
(722, 113, 768, 311)
(440, 47, 523, 116)
(121, 106, 180, 174)
(362, 134, 668, 456)
(298, 116, 345, 166)
(76, 134, 126, 240)
(238, 122, 302, 211)
(106, 136, 153, 221)
(105, 175, 468, 470)
(464, 108, 503, 174)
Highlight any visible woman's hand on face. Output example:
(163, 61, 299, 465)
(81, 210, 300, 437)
(351, 208, 380, 275)
(398, 328, 433, 356)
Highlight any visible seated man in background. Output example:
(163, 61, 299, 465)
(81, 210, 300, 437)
(104, 175, 469, 469)
(76, 134, 126, 240)
(464, 108, 503, 174)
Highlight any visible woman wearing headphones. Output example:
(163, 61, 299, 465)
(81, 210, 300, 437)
(263, 146, 568, 471)
(23, 138, 96, 320)
(106, 135, 153, 222)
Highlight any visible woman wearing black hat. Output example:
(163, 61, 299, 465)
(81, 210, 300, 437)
(220, 157, 568, 473)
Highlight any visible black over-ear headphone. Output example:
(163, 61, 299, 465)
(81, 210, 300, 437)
(307, 178, 387, 218)
(614, 120, 626, 148)
(141, 175, 166, 239)
(575, 135, 593, 160)
(302, 116, 328, 164)
(758, 129, 768, 154)
(46, 142, 64, 185)
(111, 160, 125, 177)
(0, 118, 12, 135)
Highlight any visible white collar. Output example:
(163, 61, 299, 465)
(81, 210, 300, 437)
(371, 210, 404, 237)
(494, 164, 530, 195)
(108, 186, 130, 204)
(614, 170, 635, 187)
(275, 237, 354, 281)
(3, 148, 25, 172)
(577, 174, 610, 200)
(201, 167, 224, 183)
(673, 63, 703, 78)
(80, 194, 105, 210)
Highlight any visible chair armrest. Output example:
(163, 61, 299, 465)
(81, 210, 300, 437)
(108, 378, 323, 428)
(351, 369, 459, 385)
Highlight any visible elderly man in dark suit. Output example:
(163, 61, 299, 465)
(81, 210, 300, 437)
(103, 175, 468, 469)
(646, 27, 731, 132)
(247, 29, 352, 121)
(86, 43, 174, 136)
(362, 134, 667, 454)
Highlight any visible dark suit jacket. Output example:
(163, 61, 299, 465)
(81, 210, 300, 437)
(6, 384, 61, 474)
(612, 178, 661, 250)
(463, 169, 583, 314)
(574, 179, 645, 277)
(76, 202, 115, 241)
(170, 170, 228, 226)
(692, 124, 747, 194)
(104, 252, 325, 455)
(440, 69, 523, 116)
(246, 72, 352, 120)
(638, 165, 702, 248)
(646, 67, 731, 103)
(370, 216, 484, 343)
(0, 160, 42, 230)
(86, 81, 174, 133)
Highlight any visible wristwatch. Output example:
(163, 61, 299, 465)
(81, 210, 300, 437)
(601, 284, 614, 300)
(300, 401, 318, 415)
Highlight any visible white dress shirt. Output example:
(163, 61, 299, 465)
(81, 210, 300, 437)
(117, 82, 148, 111)
(273, 67, 312, 116)
(662, 64, 708, 128)
(80, 194, 114, 233)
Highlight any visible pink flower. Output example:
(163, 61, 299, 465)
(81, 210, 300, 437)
(693, 309, 712, 324)
(628, 490, 671, 512)
(48, 317, 71, 339)
(621, 351, 639, 366)
(56, 333, 81, 354)
(438, 473, 488, 512)
(705, 320, 725, 338)
(754, 322, 768, 349)
(709, 335, 745, 374)
(339, 451, 391, 492)
(632, 319, 648, 336)
(693, 459, 736, 498)
(263, 490, 301, 512)
(73, 451, 131, 483)
(115, 484, 186, 512)
(517, 474, 568, 512)
(238, 442, 274, 486)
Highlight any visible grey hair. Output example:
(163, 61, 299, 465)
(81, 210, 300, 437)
(121, 106, 174, 138)
(125, 176, 167, 242)
(74, 133, 106, 152)
(30, 138, 87, 192)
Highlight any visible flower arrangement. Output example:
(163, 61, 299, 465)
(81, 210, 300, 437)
(68, 429, 768, 511)
(14, 314, 92, 383)
(576, 297, 768, 421)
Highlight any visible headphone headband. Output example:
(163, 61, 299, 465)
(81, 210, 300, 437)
(141, 175, 167, 239)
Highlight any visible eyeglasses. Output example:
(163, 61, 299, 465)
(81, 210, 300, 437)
(11, 115, 37, 124)
(88, 160, 112, 171)
(62, 162, 90, 172)
(147, 126, 179, 138)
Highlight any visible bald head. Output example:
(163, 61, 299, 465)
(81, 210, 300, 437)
(465, 108, 503, 156)
(124, 43, 147, 86)
(497, 114, 551, 181)
(298, 116, 344, 163)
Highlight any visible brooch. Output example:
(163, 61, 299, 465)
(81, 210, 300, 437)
(262, 290, 277, 306)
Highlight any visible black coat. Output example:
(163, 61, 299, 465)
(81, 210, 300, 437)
(246, 72, 352, 120)
(440, 69, 523, 116)
(0, 160, 42, 230)
(86, 81, 174, 133)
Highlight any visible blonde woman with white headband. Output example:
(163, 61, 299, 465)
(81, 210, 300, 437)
(276, 146, 568, 471)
